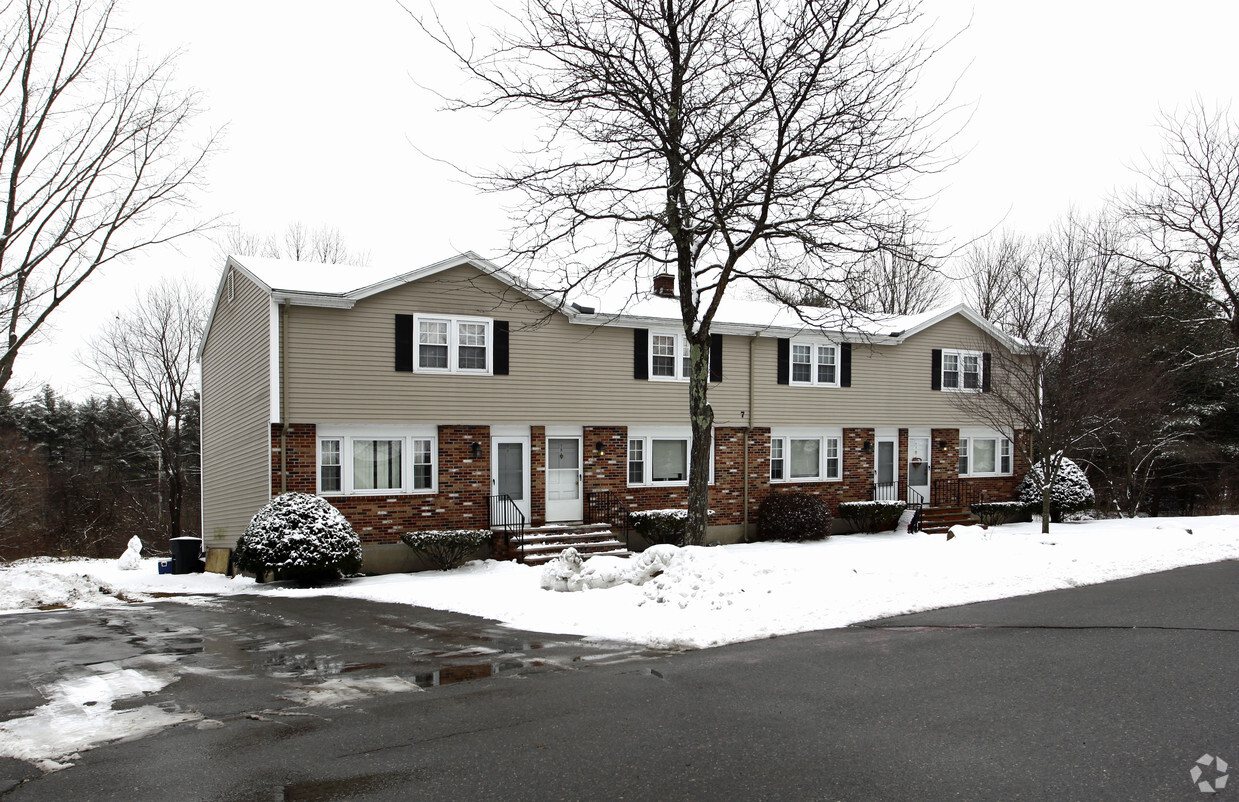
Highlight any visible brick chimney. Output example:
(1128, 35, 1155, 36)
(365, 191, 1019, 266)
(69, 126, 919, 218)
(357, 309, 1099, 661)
(652, 273, 675, 297)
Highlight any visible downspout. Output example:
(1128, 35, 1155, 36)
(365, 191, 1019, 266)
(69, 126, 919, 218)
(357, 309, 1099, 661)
(280, 298, 289, 495)
(744, 332, 759, 540)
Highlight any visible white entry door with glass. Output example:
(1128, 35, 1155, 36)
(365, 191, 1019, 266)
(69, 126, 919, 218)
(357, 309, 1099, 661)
(545, 437, 583, 522)
(491, 436, 530, 523)
(907, 436, 931, 503)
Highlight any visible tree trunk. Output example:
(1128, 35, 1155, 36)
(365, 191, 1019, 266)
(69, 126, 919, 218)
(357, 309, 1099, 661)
(685, 334, 714, 546)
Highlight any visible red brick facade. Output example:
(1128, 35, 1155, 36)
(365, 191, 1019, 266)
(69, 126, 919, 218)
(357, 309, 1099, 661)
(272, 422, 1029, 547)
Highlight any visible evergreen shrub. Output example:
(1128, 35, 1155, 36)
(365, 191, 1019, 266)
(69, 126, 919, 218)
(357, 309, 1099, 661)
(755, 493, 833, 542)
(837, 500, 906, 533)
(234, 492, 363, 584)
(1017, 457, 1096, 522)
(400, 529, 491, 570)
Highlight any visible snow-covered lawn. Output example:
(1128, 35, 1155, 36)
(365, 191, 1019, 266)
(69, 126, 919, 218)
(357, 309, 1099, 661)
(4, 515, 1238, 650)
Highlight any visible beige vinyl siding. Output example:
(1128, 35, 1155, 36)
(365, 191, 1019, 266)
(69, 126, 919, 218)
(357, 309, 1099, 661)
(752, 315, 1024, 428)
(282, 265, 751, 426)
(201, 268, 271, 549)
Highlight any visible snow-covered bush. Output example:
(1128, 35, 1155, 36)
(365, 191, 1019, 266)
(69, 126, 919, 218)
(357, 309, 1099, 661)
(630, 509, 713, 547)
(1017, 457, 1096, 522)
(234, 493, 363, 583)
(837, 500, 905, 533)
(970, 501, 1025, 527)
(755, 493, 832, 541)
(400, 529, 490, 570)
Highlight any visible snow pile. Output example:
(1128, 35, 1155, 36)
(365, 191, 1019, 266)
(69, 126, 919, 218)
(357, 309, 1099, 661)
(117, 536, 143, 571)
(541, 544, 743, 611)
(0, 567, 121, 612)
(0, 656, 199, 771)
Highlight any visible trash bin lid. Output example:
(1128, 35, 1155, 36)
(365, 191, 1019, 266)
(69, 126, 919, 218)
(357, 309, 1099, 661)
(170, 536, 203, 541)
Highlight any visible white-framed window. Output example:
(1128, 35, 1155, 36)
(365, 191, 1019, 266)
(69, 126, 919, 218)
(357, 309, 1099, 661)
(789, 339, 840, 387)
(770, 431, 842, 482)
(648, 331, 691, 381)
(958, 432, 1012, 477)
(942, 349, 983, 392)
(317, 427, 437, 495)
(627, 428, 714, 486)
(415, 315, 493, 374)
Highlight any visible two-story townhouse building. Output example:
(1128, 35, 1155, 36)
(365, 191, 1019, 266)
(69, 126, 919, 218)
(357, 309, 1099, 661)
(200, 252, 1032, 572)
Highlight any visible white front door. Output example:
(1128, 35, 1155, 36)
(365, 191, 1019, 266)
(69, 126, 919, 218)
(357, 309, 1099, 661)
(545, 436, 583, 522)
(491, 436, 531, 523)
(875, 436, 898, 500)
(907, 436, 931, 503)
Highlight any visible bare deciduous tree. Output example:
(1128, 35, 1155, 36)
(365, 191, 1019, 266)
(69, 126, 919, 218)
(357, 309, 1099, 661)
(221, 222, 370, 265)
(413, 0, 955, 543)
(0, 0, 214, 394)
(85, 279, 204, 540)
(841, 217, 947, 315)
(1121, 100, 1239, 358)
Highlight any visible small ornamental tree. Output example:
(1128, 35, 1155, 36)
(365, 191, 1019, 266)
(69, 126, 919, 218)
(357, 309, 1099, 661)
(234, 493, 363, 583)
(1017, 457, 1095, 523)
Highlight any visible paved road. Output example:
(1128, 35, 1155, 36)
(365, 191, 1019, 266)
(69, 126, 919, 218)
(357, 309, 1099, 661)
(3, 561, 1238, 800)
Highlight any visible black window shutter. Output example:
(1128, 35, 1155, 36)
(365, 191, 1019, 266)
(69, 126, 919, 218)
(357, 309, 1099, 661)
(931, 348, 942, 390)
(633, 328, 649, 379)
(840, 342, 852, 387)
(982, 351, 992, 392)
(777, 338, 790, 385)
(709, 333, 723, 382)
(494, 321, 509, 375)
(395, 314, 413, 372)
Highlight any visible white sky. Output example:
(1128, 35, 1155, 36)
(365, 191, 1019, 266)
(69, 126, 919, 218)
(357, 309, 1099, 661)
(16, 0, 1239, 400)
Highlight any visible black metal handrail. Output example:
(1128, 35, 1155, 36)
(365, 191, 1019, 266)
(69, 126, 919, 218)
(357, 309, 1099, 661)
(487, 494, 526, 560)
(871, 481, 901, 501)
(871, 483, 925, 532)
(931, 478, 983, 509)
(585, 489, 632, 552)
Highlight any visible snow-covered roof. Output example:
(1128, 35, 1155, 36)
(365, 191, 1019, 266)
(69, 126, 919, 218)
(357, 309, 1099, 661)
(201, 250, 1030, 356)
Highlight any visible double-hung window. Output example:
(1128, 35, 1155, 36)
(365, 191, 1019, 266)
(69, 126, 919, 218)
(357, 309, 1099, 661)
(318, 428, 437, 495)
(789, 340, 840, 387)
(770, 432, 842, 482)
(415, 315, 493, 374)
(958, 433, 1012, 477)
(649, 332, 690, 381)
(941, 349, 983, 392)
(627, 429, 712, 486)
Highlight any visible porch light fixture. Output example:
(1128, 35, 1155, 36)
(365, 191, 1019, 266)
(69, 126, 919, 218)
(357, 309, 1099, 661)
(938, 440, 948, 450)
(470, 442, 482, 459)
(862, 441, 872, 454)
(595, 441, 606, 453)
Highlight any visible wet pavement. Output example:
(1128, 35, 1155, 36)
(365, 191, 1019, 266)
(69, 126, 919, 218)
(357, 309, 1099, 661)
(0, 593, 668, 793)
(3, 563, 1239, 800)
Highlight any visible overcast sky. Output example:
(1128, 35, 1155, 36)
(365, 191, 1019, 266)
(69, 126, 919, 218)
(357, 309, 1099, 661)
(16, 0, 1239, 399)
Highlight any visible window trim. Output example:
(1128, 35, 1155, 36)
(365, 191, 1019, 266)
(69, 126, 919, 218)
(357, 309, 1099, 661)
(317, 427, 438, 495)
(626, 428, 714, 486)
(957, 431, 1013, 478)
(787, 339, 841, 388)
(647, 330, 691, 382)
(769, 430, 843, 483)
(941, 348, 984, 393)
(413, 314, 494, 375)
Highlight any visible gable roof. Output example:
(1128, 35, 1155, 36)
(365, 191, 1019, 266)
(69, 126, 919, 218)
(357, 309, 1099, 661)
(199, 250, 1031, 360)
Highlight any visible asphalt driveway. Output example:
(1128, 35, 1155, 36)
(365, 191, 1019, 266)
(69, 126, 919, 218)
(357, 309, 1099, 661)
(2, 560, 1238, 800)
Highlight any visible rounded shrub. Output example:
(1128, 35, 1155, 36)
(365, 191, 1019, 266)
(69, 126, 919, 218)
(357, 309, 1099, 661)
(400, 529, 491, 570)
(1017, 457, 1096, 522)
(755, 492, 832, 542)
(234, 492, 363, 583)
(837, 500, 906, 533)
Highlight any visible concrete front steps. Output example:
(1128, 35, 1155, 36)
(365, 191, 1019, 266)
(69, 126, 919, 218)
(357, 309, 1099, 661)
(918, 506, 975, 535)
(509, 522, 632, 565)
